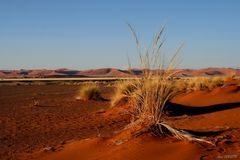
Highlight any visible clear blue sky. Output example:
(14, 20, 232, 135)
(0, 0, 240, 70)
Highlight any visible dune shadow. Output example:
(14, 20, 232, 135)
(165, 102, 240, 116)
(180, 129, 226, 137)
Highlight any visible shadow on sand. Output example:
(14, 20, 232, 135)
(165, 102, 240, 116)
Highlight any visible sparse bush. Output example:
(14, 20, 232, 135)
(126, 24, 179, 132)
(173, 79, 189, 92)
(77, 83, 102, 101)
(209, 76, 225, 89)
(187, 76, 226, 91)
(131, 77, 178, 127)
(187, 77, 207, 91)
(125, 24, 212, 144)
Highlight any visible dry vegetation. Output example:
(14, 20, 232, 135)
(173, 76, 227, 92)
(124, 24, 178, 132)
(111, 76, 228, 108)
(111, 80, 138, 107)
(187, 76, 226, 91)
(108, 24, 215, 144)
(108, 31, 231, 143)
(76, 82, 102, 101)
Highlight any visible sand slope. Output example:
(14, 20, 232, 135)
(41, 136, 201, 160)
(38, 82, 240, 160)
(1, 81, 240, 160)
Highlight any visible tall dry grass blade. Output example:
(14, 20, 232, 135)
(126, 22, 142, 58)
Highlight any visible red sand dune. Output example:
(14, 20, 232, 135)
(175, 68, 239, 77)
(0, 72, 5, 76)
(0, 68, 239, 78)
(81, 68, 131, 77)
(33, 81, 240, 160)
(171, 85, 240, 106)
(40, 136, 200, 160)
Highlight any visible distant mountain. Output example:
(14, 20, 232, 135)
(0, 68, 239, 78)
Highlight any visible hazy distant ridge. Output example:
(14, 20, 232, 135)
(0, 68, 239, 78)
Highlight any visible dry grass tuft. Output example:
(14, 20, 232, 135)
(126, 23, 179, 129)
(187, 76, 226, 91)
(77, 83, 102, 101)
(111, 80, 139, 107)
(125, 24, 213, 145)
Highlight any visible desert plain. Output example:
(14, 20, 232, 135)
(0, 68, 240, 160)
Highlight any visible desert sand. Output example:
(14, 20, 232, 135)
(0, 78, 240, 160)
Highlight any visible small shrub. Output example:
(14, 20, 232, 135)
(187, 77, 207, 91)
(173, 79, 189, 92)
(127, 23, 180, 132)
(77, 83, 102, 101)
(125, 24, 213, 145)
(209, 76, 225, 88)
(187, 76, 226, 91)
